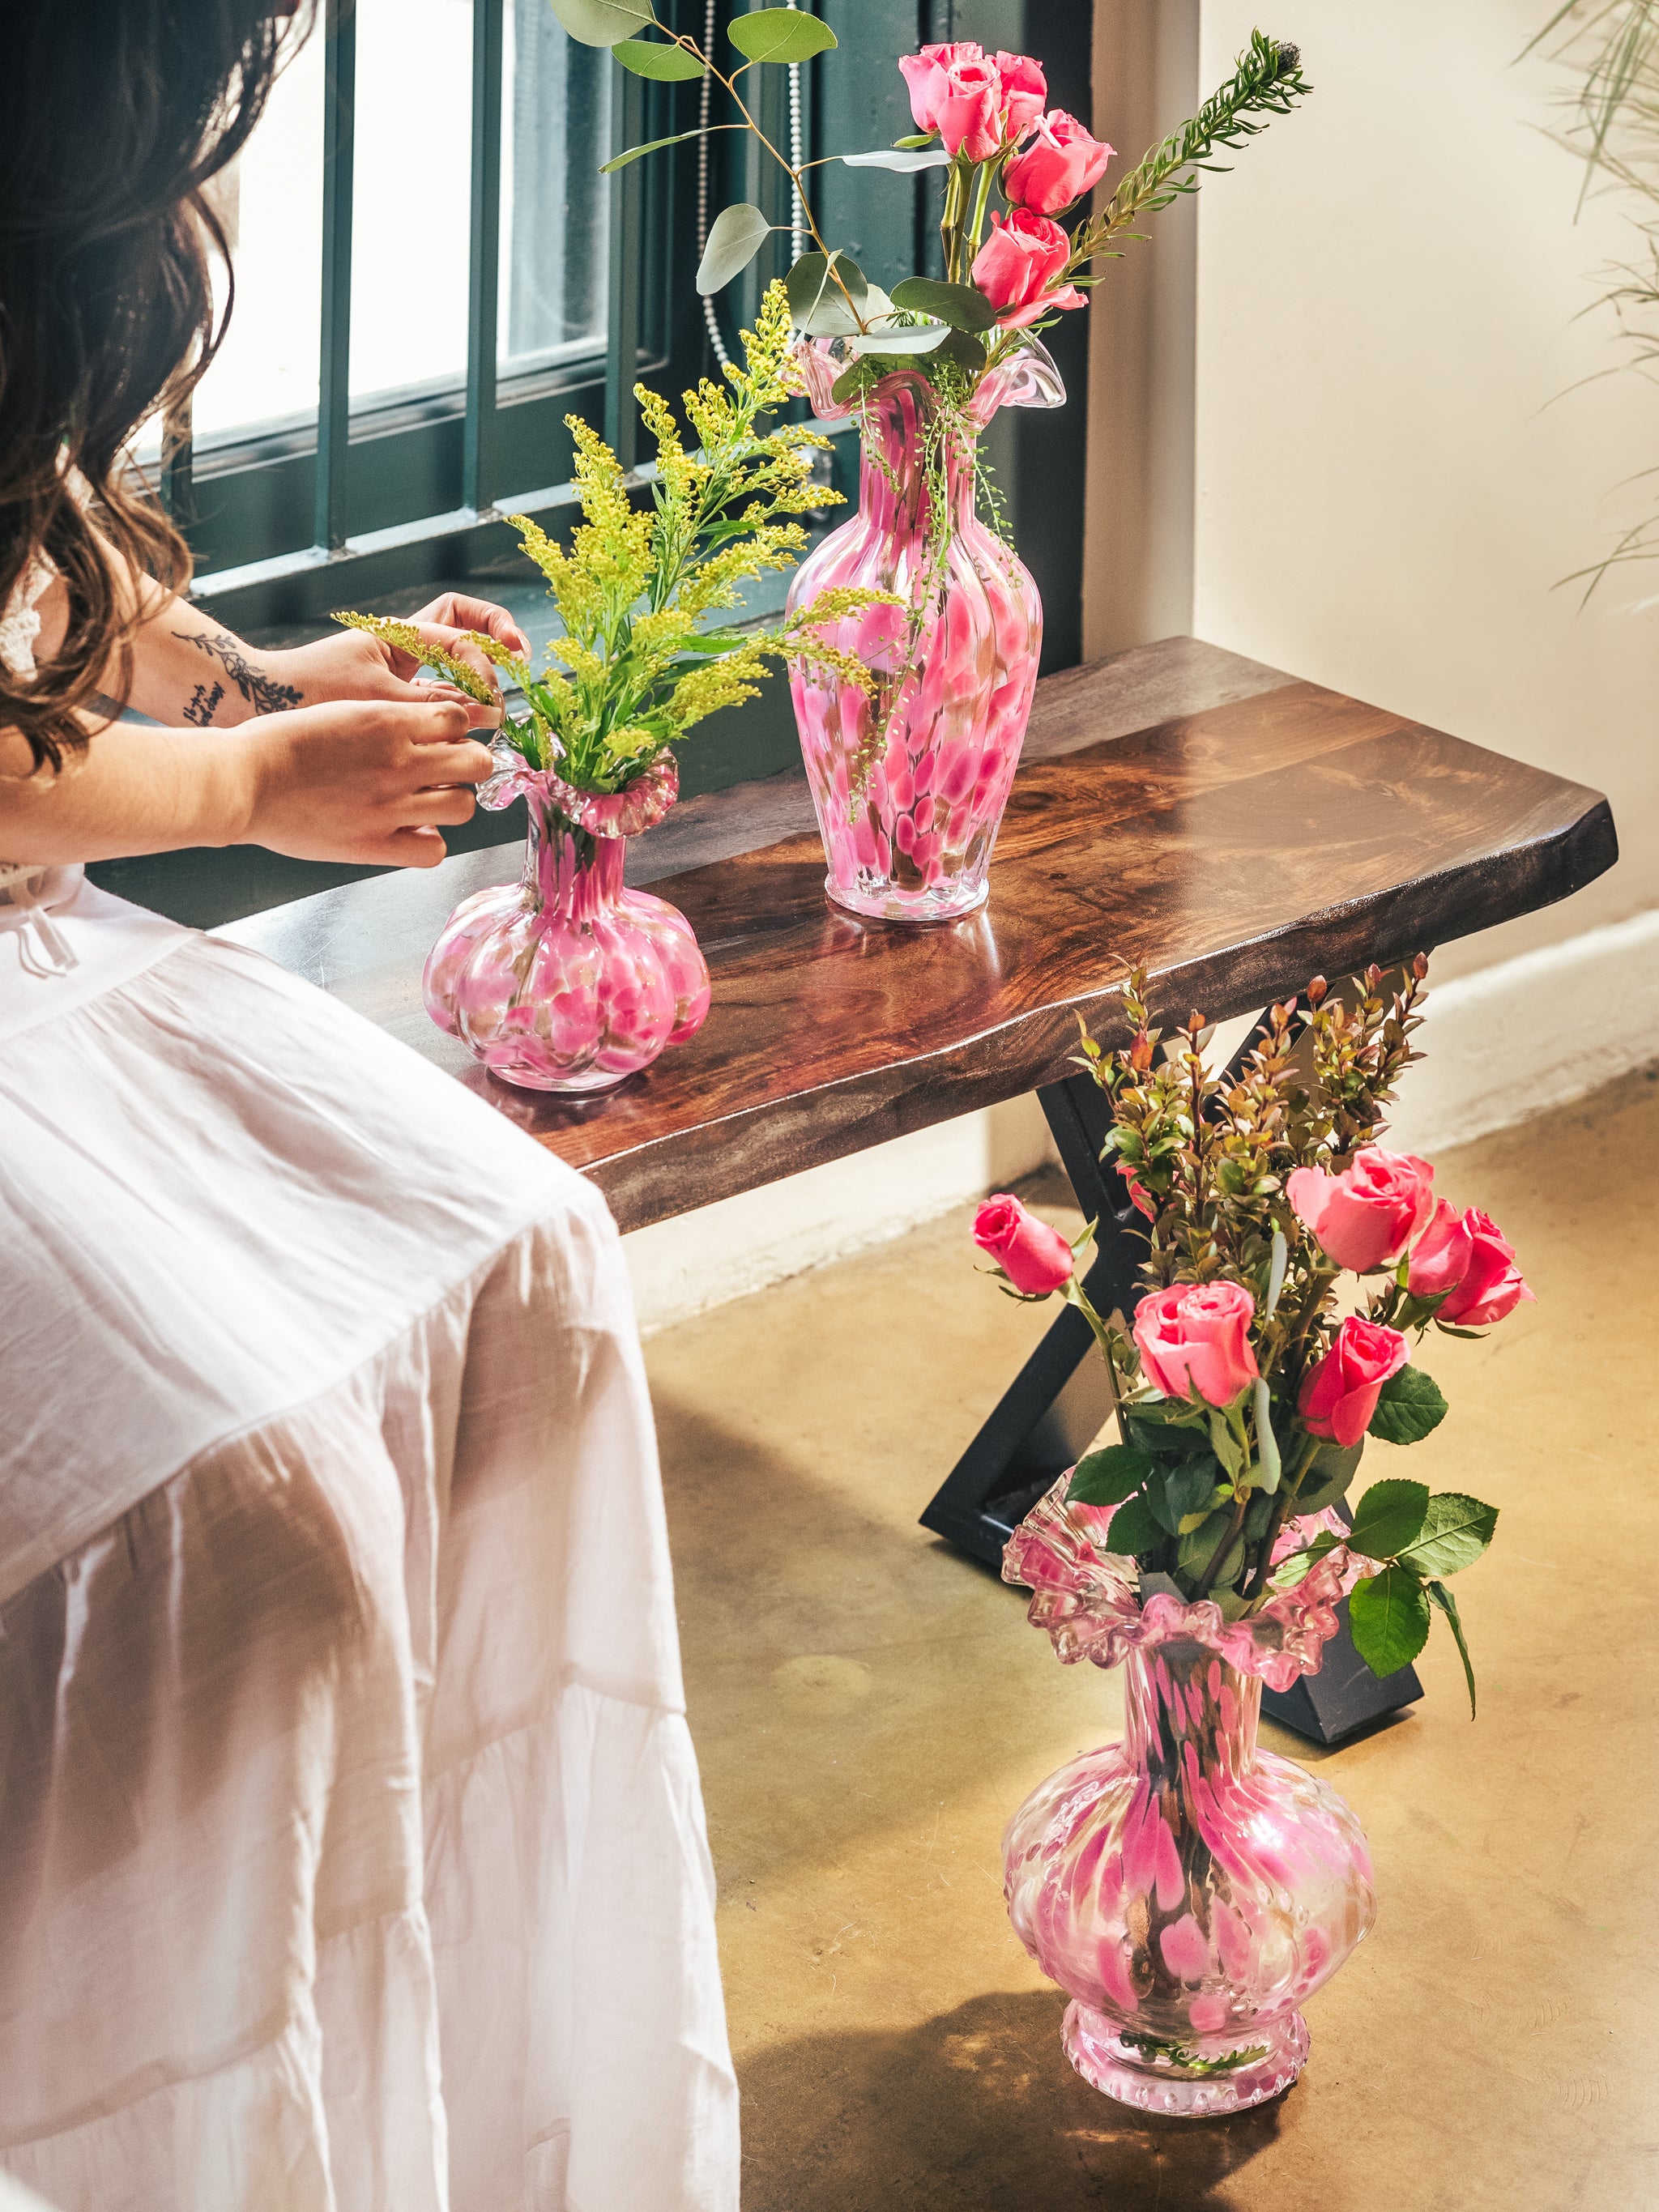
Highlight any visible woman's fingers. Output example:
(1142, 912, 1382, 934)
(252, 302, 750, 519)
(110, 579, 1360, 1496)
(392, 783, 477, 829)
(409, 592, 531, 658)
(409, 733, 498, 786)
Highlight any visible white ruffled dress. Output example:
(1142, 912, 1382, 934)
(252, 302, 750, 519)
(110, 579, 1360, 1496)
(0, 561, 738, 2210)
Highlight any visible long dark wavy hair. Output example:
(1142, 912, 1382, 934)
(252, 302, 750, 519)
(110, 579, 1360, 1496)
(0, 1, 318, 772)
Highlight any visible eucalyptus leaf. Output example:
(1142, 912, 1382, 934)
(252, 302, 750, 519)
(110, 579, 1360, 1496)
(1252, 1376, 1281, 1494)
(728, 6, 837, 62)
(1427, 1578, 1479, 1717)
(785, 249, 868, 336)
(889, 277, 998, 331)
(931, 326, 989, 375)
(844, 322, 952, 357)
(1400, 1493, 1498, 1579)
(842, 147, 954, 172)
(547, 0, 656, 46)
(612, 35, 706, 77)
(1068, 1445, 1157, 1510)
(1177, 1510, 1245, 1591)
(893, 132, 938, 151)
(1346, 1477, 1430, 1561)
(697, 202, 775, 295)
(1367, 1364, 1449, 1447)
(1348, 1564, 1431, 1678)
(1294, 1437, 1363, 1514)
(1102, 1492, 1161, 1560)
(601, 122, 731, 174)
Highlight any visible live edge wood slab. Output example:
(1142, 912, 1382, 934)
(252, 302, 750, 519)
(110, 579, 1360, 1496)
(226, 637, 1618, 1236)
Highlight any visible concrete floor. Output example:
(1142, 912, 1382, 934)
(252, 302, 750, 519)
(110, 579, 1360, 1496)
(646, 1064, 1659, 2212)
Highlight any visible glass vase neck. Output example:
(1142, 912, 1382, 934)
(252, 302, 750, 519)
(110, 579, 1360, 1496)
(525, 800, 625, 921)
(1121, 1637, 1260, 1786)
(859, 378, 977, 536)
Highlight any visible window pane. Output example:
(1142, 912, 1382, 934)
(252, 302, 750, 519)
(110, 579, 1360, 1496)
(500, 0, 612, 377)
(348, 0, 474, 407)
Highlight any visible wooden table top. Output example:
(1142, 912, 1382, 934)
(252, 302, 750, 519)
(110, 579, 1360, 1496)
(228, 637, 1618, 1234)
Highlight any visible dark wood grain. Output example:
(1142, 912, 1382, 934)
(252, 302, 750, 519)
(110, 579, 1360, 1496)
(225, 640, 1617, 1234)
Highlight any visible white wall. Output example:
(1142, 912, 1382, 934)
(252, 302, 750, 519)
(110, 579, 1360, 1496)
(1193, 0, 1659, 982)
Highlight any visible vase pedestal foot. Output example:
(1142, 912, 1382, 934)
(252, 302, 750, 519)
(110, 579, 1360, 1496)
(1061, 2002, 1308, 2117)
(825, 876, 990, 926)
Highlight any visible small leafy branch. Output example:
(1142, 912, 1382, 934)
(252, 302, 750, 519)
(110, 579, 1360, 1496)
(976, 960, 1528, 1711)
(338, 284, 893, 795)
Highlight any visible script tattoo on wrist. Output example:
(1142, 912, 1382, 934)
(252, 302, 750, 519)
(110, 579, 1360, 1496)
(182, 680, 225, 727)
(173, 627, 302, 716)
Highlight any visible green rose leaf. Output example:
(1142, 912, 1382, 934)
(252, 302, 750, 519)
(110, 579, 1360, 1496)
(1067, 1445, 1155, 1509)
(1345, 1477, 1430, 1561)
(1400, 1493, 1498, 1579)
(1102, 1490, 1161, 1560)
(1206, 1409, 1243, 1481)
(842, 147, 954, 171)
(696, 203, 776, 296)
(548, 0, 657, 46)
(1177, 1509, 1246, 1591)
(1367, 1364, 1449, 1447)
(1293, 1437, 1364, 1514)
(1148, 1459, 1222, 1538)
(785, 250, 868, 335)
(1349, 1563, 1432, 1679)
(889, 277, 999, 331)
(1427, 1578, 1479, 1718)
(893, 132, 938, 151)
(612, 35, 706, 77)
(729, 7, 837, 63)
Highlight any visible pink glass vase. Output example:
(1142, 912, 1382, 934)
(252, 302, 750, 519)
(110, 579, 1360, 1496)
(785, 336, 1064, 923)
(423, 751, 710, 1094)
(1001, 1481, 1378, 2116)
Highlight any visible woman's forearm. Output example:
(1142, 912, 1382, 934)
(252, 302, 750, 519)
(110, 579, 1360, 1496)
(0, 717, 254, 863)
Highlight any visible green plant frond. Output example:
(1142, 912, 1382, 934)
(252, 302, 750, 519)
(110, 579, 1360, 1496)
(331, 610, 499, 703)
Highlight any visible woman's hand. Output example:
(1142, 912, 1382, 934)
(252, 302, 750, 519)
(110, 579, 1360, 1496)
(270, 594, 533, 705)
(237, 696, 499, 866)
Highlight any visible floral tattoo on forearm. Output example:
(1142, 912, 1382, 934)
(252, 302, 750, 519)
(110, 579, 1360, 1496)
(173, 628, 301, 716)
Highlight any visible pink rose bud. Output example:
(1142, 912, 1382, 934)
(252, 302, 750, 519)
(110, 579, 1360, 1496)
(1004, 108, 1115, 215)
(1298, 1316, 1410, 1448)
(936, 50, 1006, 162)
(1132, 1280, 1260, 1409)
(898, 40, 986, 134)
(1286, 1146, 1438, 1273)
(1115, 1159, 1156, 1220)
(970, 208, 1087, 329)
(973, 1192, 1076, 1295)
(1434, 1208, 1536, 1327)
(993, 49, 1049, 134)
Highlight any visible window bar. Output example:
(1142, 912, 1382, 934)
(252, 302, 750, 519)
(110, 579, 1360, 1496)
(314, 0, 357, 553)
(604, 63, 646, 475)
(463, 0, 505, 516)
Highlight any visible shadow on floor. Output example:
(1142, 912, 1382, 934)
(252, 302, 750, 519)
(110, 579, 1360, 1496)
(739, 1988, 1287, 2212)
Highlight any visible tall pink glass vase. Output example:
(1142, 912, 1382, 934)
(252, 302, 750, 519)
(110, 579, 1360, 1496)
(1001, 1482, 1378, 2116)
(422, 751, 710, 1095)
(785, 336, 1064, 923)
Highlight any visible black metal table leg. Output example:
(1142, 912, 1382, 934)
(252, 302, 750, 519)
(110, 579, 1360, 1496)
(919, 1012, 1425, 1745)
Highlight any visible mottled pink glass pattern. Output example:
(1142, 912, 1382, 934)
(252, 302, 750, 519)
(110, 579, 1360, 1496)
(784, 337, 1064, 923)
(423, 751, 710, 1094)
(1001, 1481, 1379, 2116)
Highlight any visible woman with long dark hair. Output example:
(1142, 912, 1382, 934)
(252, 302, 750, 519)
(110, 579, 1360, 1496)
(0, 8, 738, 2206)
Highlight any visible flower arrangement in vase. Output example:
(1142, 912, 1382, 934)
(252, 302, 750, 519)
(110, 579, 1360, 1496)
(553, 2, 1311, 919)
(339, 288, 888, 1093)
(972, 960, 1528, 2114)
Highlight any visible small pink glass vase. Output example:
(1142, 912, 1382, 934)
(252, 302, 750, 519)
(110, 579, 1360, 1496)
(784, 336, 1064, 923)
(423, 750, 710, 1094)
(1001, 1482, 1378, 2117)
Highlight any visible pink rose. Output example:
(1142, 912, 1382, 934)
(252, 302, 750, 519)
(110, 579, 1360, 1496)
(974, 1192, 1075, 1296)
(1298, 1317, 1410, 1449)
(1115, 1158, 1156, 1221)
(970, 208, 1086, 329)
(938, 50, 1005, 161)
(1431, 1208, 1535, 1327)
(1132, 1281, 1259, 1409)
(993, 50, 1048, 135)
(898, 40, 985, 134)
(1286, 1146, 1437, 1273)
(1004, 108, 1115, 215)
(1405, 1200, 1472, 1299)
